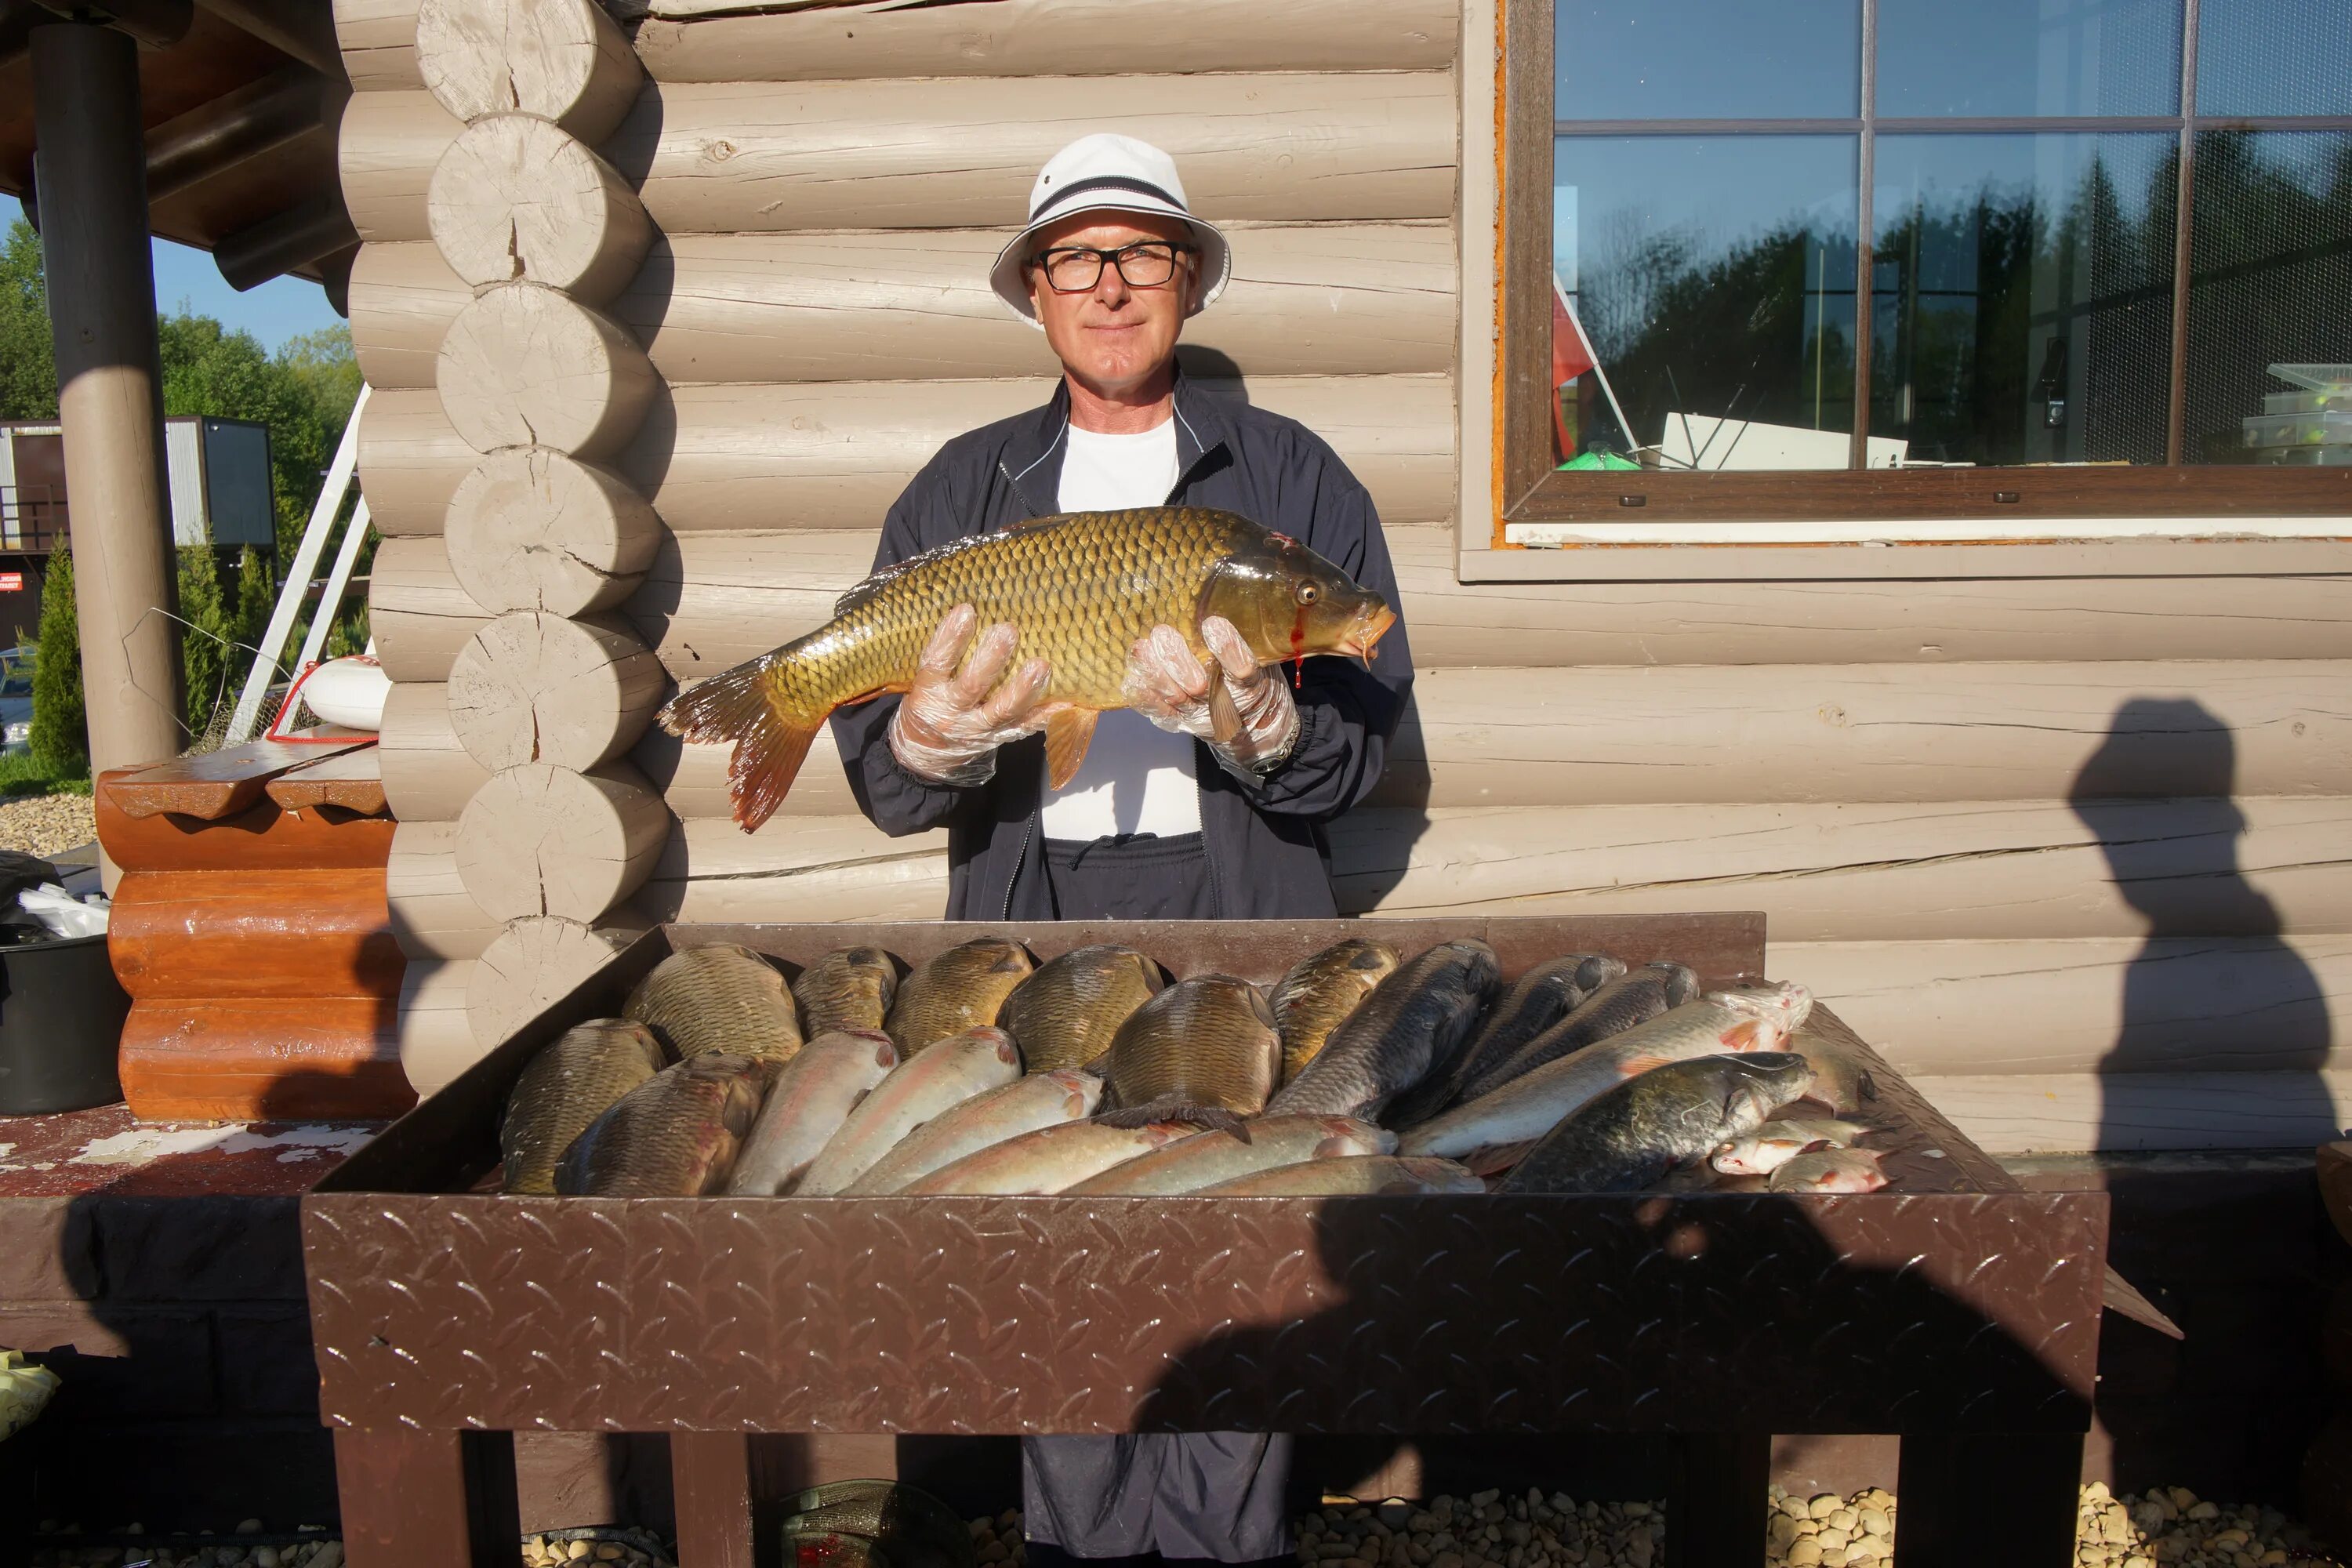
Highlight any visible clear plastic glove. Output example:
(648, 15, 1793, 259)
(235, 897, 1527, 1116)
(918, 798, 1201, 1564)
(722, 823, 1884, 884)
(887, 604, 1054, 786)
(1123, 615, 1301, 776)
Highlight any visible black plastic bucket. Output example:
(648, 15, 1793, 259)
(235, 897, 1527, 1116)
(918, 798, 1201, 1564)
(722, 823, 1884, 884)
(0, 930, 129, 1113)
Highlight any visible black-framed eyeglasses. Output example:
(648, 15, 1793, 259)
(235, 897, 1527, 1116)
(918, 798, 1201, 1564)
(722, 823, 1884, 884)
(1030, 240, 1197, 293)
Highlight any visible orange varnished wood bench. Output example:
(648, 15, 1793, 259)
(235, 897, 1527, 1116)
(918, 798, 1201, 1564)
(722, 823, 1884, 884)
(96, 740, 414, 1121)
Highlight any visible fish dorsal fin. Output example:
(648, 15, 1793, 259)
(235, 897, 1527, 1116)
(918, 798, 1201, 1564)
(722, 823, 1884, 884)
(1042, 706, 1099, 791)
(830, 515, 1076, 619)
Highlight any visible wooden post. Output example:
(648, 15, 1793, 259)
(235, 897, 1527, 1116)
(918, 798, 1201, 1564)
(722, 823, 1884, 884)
(30, 20, 184, 880)
(1665, 1432, 1770, 1568)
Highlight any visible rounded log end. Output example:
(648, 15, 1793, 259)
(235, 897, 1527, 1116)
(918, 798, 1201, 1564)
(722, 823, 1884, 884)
(437, 282, 657, 457)
(428, 113, 652, 300)
(448, 609, 666, 772)
(466, 914, 636, 1047)
(454, 760, 670, 924)
(446, 448, 662, 615)
(416, 0, 643, 143)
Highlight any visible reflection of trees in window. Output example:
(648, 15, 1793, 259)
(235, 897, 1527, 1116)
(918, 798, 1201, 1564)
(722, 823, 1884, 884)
(2185, 132, 2352, 463)
(1871, 148, 2174, 466)
(1580, 216, 1858, 454)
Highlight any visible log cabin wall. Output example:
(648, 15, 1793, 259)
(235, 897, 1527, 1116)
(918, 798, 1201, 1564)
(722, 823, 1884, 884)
(337, 0, 2347, 1152)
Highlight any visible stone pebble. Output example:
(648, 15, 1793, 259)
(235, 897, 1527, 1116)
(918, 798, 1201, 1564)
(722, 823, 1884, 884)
(24, 1486, 2346, 1568)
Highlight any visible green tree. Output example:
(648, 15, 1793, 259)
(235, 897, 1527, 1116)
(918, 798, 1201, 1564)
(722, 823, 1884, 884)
(0, 218, 56, 420)
(230, 544, 274, 653)
(177, 546, 234, 742)
(29, 549, 85, 776)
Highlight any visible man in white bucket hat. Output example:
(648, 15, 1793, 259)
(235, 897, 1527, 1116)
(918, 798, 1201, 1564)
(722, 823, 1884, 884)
(833, 130, 1414, 935)
(834, 130, 1412, 1560)
(834, 132, 1411, 1548)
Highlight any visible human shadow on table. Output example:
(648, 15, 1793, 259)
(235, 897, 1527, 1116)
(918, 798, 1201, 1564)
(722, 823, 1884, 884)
(1131, 1191, 2093, 1558)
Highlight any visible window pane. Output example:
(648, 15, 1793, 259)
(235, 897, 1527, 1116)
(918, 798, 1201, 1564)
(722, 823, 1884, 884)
(1555, 0, 1860, 122)
(2197, 0, 2352, 117)
(1876, 0, 2181, 118)
(1554, 136, 1860, 468)
(2185, 132, 2352, 464)
(1871, 135, 2178, 466)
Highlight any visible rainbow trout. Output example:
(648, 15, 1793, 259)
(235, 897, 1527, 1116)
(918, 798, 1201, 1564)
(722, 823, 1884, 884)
(1399, 984, 1814, 1172)
(1449, 961, 1700, 1106)
(1065, 1115, 1396, 1196)
(725, 1029, 901, 1196)
(843, 1069, 1105, 1194)
(657, 508, 1397, 830)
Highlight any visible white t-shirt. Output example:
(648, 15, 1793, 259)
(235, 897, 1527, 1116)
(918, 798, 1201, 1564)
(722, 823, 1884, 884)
(1041, 418, 1202, 841)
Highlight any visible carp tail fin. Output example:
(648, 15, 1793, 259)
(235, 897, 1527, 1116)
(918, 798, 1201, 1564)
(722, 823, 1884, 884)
(659, 659, 815, 833)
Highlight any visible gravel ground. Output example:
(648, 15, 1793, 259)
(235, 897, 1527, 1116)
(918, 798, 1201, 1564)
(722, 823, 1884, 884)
(27, 1487, 2346, 1568)
(0, 793, 95, 860)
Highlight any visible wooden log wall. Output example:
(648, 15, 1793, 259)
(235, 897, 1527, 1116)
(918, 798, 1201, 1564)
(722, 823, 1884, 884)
(345, 0, 669, 1091)
(341, 0, 2351, 1147)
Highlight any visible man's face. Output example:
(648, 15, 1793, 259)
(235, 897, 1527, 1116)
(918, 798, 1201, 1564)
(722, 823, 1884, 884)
(1024, 210, 1200, 397)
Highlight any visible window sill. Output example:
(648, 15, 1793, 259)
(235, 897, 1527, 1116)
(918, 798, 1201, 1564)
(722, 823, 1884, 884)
(1461, 531, 2352, 582)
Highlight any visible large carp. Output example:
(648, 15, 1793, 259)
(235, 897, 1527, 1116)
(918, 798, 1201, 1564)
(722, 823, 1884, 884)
(657, 507, 1396, 830)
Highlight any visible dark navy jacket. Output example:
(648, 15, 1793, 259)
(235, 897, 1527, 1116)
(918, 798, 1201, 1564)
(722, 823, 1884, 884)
(828, 372, 1414, 920)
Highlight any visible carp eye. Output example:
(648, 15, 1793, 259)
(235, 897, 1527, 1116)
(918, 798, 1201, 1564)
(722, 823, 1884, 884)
(1294, 582, 1319, 605)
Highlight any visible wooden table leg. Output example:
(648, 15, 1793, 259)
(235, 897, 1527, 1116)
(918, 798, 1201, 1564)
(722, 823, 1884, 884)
(1666, 1432, 1771, 1568)
(673, 1431, 757, 1568)
(335, 1428, 518, 1567)
(1895, 1432, 2082, 1568)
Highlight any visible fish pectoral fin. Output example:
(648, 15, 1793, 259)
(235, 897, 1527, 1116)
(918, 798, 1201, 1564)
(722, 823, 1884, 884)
(1615, 1053, 1677, 1076)
(1206, 677, 1243, 747)
(1043, 706, 1101, 790)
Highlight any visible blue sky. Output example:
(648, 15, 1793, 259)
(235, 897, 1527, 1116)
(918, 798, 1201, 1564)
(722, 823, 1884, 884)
(1, 194, 343, 354)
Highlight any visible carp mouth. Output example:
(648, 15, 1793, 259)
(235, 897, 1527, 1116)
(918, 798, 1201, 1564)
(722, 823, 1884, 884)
(1338, 603, 1399, 663)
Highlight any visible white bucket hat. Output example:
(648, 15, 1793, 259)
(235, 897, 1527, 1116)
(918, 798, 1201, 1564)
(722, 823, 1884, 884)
(988, 133, 1232, 328)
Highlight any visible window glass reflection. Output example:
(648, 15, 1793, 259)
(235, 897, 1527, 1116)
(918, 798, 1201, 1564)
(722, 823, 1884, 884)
(2186, 132, 2352, 464)
(1554, 136, 1859, 468)
(1555, 0, 1860, 122)
(2197, 0, 2352, 117)
(1870, 135, 2176, 466)
(1876, 0, 2180, 118)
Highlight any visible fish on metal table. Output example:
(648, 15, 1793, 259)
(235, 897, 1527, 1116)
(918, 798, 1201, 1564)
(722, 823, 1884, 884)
(1497, 1052, 1816, 1194)
(884, 936, 1034, 1055)
(1192, 1155, 1486, 1196)
(624, 943, 804, 1062)
(844, 1069, 1105, 1194)
(555, 1052, 779, 1197)
(500, 1018, 668, 1196)
(1399, 983, 1813, 1172)
(1265, 940, 1501, 1120)
(793, 946, 900, 1038)
(896, 1118, 1199, 1196)
(1000, 944, 1163, 1073)
(1767, 1145, 1890, 1194)
(656, 506, 1399, 830)
(1388, 952, 1621, 1124)
(795, 1025, 1023, 1195)
(1064, 1114, 1396, 1195)
(1449, 961, 1698, 1107)
(726, 1029, 901, 1196)
(1783, 1025, 1882, 1116)
(1098, 974, 1282, 1134)
(1708, 1117, 1872, 1178)
(1267, 938, 1401, 1083)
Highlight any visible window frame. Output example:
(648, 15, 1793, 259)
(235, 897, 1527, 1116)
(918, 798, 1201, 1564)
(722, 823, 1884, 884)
(1492, 0, 2352, 554)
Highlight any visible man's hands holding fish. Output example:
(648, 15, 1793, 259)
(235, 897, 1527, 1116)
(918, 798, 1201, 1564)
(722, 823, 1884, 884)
(887, 605, 1301, 786)
(1123, 616, 1301, 775)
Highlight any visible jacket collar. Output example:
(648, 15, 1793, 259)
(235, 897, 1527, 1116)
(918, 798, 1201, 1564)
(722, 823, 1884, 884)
(996, 365, 1235, 517)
